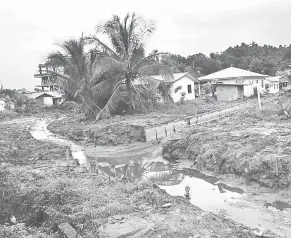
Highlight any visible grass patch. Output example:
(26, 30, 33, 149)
(0, 164, 171, 236)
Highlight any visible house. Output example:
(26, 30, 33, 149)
(280, 75, 291, 91)
(198, 67, 268, 101)
(138, 72, 199, 103)
(33, 64, 58, 92)
(28, 91, 63, 106)
(264, 76, 280, 94)
(276, 65, 291, 91)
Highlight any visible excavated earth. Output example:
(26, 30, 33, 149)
(0, 117, 259, 238)
(47, 98, 255, 146)
(162, 96, 291, 189)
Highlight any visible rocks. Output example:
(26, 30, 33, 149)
(108, 215, 126, 224)
(99, 216, 152, 238)
(251, 227, 275, 238)
(58, 222, 82, 238)
(162, 203, 171, 208)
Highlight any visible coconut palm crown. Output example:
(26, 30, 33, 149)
(47, 13, 173, 120)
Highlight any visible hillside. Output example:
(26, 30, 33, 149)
(161, 42, 291, 76)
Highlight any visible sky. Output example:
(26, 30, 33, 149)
(0, 0, 290, 90)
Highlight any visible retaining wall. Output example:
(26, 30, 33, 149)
(144, 97, 278, 141)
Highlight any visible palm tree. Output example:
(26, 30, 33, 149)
(46, 37, 102, 117)
(87, 12, 173, 120)
(47, 13, 173, 120)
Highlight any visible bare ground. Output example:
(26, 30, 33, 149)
(47, 97, 266, 146)
(163, 94, 291, 189)
(0, 118, 258, 237)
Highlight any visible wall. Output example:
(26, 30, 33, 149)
(43, 97, 53, 106)
(171, 75, 196, 102)
(216, 85, 239, 101)
(216, 77, 266, 97)
(266, 82, 279, 94)
(238, 85, 244, 98)
(243, 84, 254, 97)
(144, 97, 278, 142)
(144, 104, 242, 141)
(282, 82, 291, 91)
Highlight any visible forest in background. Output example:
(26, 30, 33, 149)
(161, 42, 291, 77)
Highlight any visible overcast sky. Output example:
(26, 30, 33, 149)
(0, 0, 290, 90)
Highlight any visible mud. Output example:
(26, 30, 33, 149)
(47, 97, 264, 146)
(162, 98, 291, 189)
(1, 116, 260, 237)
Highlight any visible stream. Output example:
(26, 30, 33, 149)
(30, 119, 291, 237)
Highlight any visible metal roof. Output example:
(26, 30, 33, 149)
(265, 76, 283, 82)
(199, 67, 268, 82)
(149, 72, 198, 83)
(29, 91, 63, 99)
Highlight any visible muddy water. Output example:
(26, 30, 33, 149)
(30, 119, 291, 238)
(158, 174, 290, 237)
(30, 119, 87, 165)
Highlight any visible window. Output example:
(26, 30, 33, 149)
(274, 84, 275, 89)
(256, 80, 258, 84)
(283, 83, 287, 87)
(187, 85, 192, 94)
(262, 80, 264, 88)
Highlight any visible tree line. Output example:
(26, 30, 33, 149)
(161, 42, 291, 77)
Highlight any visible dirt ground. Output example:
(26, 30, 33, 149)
(0, 117, 259, 237)
(48, 96, 266, 146)
(163, 94, 291, 189)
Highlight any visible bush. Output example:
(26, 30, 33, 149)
(56, 101, 80, 111)
(15, 94, 28, 107)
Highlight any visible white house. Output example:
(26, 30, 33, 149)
(28, 91, 63, 106)
(264, 76, 280, 94)
(198, 67, 268, 101)
(138, 72, 198, 103)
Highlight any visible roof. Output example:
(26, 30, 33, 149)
(16, 89, 31, 94)
(265, 76, 282, 82)
(198, 67, 268, 82)
(29, 91, 63, 99)
(148, 72, 198, 83)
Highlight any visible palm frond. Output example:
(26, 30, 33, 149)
(90, 77, 118, 98)
(85, 35, 120, 59)
(95, 83, 127, 120)
(138, 64, 174, 79)
(93, 56, 126, 77)
(133, 52, 170, 70)
(47, 52, 68, 67)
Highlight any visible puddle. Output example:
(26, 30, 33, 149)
(30, 119, 291, 237)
